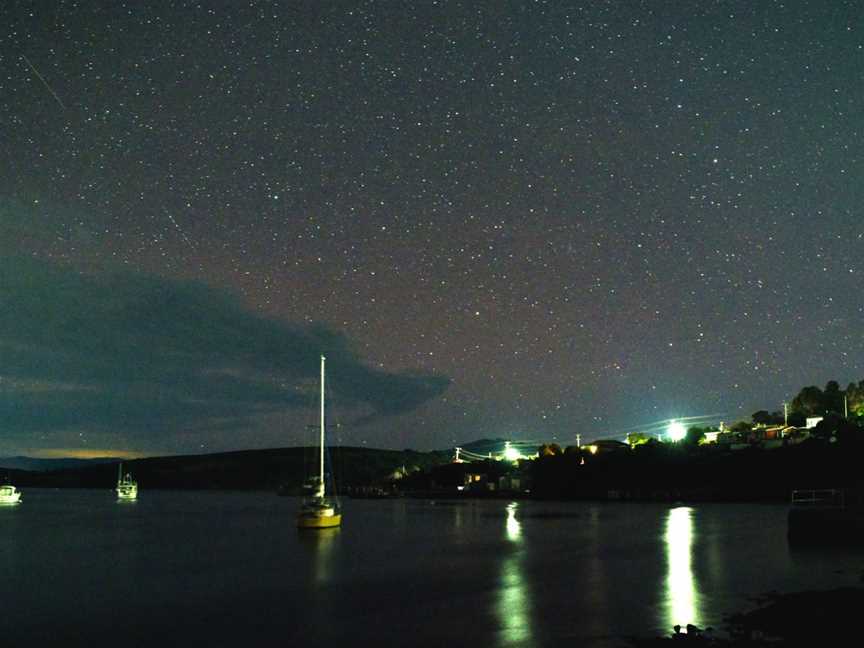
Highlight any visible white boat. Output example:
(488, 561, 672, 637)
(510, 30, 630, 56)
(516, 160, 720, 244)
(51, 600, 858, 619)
(116, 463, 138, 500)
(297, 355, 342, 529)
(0, 484, 22, 505)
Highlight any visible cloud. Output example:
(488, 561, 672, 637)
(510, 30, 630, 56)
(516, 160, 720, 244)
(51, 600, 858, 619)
(0, 253, 449, 440)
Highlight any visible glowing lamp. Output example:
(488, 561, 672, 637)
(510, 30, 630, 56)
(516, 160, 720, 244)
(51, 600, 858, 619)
(503, 445, 522, 462)
(667, 420, 687, 442)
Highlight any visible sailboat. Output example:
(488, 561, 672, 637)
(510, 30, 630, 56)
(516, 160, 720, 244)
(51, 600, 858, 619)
(297, 355, 342, 529)
(116, 462, 138, 500)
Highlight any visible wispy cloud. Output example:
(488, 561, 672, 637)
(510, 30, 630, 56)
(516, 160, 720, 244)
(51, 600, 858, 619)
(0, 250, 449, 443)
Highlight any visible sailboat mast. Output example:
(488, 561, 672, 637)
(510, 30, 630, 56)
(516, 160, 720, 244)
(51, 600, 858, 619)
(319, 354, 326, 495)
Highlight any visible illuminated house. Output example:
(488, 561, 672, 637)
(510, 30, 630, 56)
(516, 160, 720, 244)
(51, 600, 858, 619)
(703, 430, 722, 443)
(745, 425, 786, 448)
(464, 468, 494, 491)
(429, 460, 505, 492)
(725, 426, 807, 449)
(584, 439, 630, 455)
(760, 426, 784, 440)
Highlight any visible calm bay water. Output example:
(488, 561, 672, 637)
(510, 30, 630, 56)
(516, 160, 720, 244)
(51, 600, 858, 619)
(2, 490, 863, 647)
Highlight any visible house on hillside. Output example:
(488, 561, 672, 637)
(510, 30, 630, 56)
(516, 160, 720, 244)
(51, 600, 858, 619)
(464, 467, 494, 491)
(584, 439, 630, 455)
(703, 430, 722, 443)
(749, 425, 785, 448)
(782, 427, 811, 446)
(428, 460, 516, 493)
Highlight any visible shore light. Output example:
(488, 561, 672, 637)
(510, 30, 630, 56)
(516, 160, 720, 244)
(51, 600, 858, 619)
(667, 420, 687, 442)
(503, 441, 521, 463)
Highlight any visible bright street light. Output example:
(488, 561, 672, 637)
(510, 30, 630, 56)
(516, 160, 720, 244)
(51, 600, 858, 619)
(667, 420, 687, 442)
(503, 441, 521, 462)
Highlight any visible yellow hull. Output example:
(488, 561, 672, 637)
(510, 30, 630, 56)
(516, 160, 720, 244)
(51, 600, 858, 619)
(297, 513, 342, 529)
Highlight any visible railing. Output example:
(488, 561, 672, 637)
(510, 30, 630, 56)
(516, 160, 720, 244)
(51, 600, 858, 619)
(791, 488, 845, 508)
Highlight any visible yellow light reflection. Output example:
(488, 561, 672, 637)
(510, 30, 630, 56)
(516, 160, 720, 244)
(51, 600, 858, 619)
(496, 502, 533, 646)
(498, 558, 530, 645)
(506, 501, 521, 542)
(664, 506, 701, 629)
(304, 527, 339, 590)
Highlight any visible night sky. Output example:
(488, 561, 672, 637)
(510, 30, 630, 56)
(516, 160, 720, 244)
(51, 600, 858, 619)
(2, 1, 863, 457)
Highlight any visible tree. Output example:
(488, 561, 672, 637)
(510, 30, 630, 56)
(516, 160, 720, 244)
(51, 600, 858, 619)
(811, 413, 846, 442)
(824, 380, 844, 415)
(848, 381, 864, 418)
(729, 420, 752, 432)
(684, 426, 706, 446)
(787, 411, 806, 427)
(538, 443, 562, 457)
(626, 432, 653, 447)
(752, 410, 773, 425)
(791, 385, 825, 416)
(752, 410, 784, 425)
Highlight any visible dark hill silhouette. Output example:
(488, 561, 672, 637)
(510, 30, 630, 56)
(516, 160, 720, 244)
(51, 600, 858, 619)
(8, 446, 451, 492)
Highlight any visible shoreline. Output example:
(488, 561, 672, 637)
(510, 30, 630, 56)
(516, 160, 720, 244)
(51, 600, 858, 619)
(630, 586, 864, 647)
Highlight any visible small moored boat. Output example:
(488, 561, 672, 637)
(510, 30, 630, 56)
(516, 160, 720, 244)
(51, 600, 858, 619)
(116, 463, 138, 501)
(0, 483, 22, 505)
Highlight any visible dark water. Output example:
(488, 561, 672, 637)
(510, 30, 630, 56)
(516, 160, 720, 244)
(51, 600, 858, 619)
(2, 491, 862, 647)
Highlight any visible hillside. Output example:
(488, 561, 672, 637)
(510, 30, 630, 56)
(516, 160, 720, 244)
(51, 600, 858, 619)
(0, 456, 122, 472)
(6, 446, 451, 492)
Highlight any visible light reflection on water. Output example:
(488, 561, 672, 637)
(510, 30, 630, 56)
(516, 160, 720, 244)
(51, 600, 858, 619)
(664, 506, 702, 629)
(301, 527, 340, 589)
(582, 510, 613, 643)
(496, 501, 534, 646)
(5, 492, 864, 647)
(505, 501, 521, 542)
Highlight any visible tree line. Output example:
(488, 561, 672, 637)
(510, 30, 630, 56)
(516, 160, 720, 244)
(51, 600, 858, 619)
(746, 379, 864, 428)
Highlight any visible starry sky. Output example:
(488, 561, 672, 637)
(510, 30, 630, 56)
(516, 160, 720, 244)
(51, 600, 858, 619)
(2, 0, 863, 457)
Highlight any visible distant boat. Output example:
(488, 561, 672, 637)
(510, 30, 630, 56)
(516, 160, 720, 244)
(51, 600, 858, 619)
(297, 355, 342, 529)
(0, 483, 21, 505)
(116, 463, 138, 500)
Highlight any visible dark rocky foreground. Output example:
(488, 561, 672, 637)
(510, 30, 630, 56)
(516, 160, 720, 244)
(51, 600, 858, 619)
(631, 587, 864, 647)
